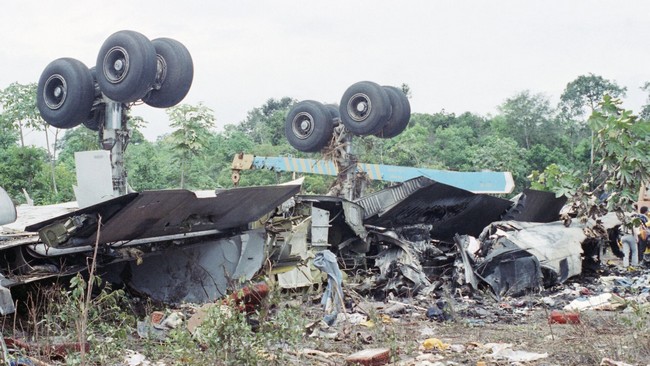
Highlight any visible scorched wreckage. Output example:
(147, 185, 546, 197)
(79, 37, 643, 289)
(0, 30, 621, 314)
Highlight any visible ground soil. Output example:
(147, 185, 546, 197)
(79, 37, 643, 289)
(290, 258, 650, 366)
(3, 259, 650, 365)
(296, 297, 650, 366)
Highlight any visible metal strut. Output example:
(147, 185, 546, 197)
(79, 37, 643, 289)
(102, 101, 129, 196)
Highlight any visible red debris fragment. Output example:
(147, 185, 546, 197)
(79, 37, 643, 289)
(346, 348, 390, 366)
(548, 310, 580, 324)
(224, 282, 270, 313)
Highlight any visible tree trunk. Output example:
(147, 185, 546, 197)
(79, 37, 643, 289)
(180, 160, 185, 189)
(44, 126, 58, 195)
(18, 122, 24, 148)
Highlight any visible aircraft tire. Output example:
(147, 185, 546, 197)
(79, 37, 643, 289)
(339, 81, 391, 136)
(285, 100, 334, 152)
(376, 86, 411, 139)
(142, 38, 194, 108)
(96, 30, 157, 103)
(37, 58, 95, 129)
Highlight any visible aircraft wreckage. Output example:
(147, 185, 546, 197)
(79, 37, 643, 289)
(0, 30, 625, 315)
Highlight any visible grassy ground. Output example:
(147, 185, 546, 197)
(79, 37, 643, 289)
(1, 268, 649, 365)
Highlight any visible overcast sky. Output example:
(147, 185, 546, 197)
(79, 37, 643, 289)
(3, 1, 650, 145)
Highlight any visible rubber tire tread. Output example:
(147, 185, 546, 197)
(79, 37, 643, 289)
(37, 58, 94, 129)
(339, 81, 390, 135)
(285, 100, 334, 152)
(376, 86, 411, 138)
(96, 30, 157, 103)
(142, 38, 194, 108)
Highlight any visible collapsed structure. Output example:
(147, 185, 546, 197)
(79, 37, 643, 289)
(0, 167, 621, 314)
(0, 31, 626, 315)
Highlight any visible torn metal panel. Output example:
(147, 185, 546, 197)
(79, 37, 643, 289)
(26, 184, 300, 246)
(474, 242, 543, 298)
(453, 235, 479, 290)
(298, 195, 367, 249)
(502, 189, 567, 223)
(342, 200, 366, 238)
(359, 177, 513, 242)
(372, 231, 432, 296)
(0, 282, 15, 315)
(311, 207, 331, 249)
(480, 221, 586, 285)
(103, 229, 267, 304)
(355, 177, 432, 219)
(276, 219, 316, 288)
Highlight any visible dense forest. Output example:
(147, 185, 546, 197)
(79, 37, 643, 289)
(2, 74, 650, 211)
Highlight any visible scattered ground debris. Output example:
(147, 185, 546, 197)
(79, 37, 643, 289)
(2, 177, 649, 364)
(345, 348, 391, 366)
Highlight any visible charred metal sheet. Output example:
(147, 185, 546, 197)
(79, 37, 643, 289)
(479, 221, 585, 285)
(502, 189, 567, 223)
(474, 243, 543, 298)
(25, 193, 137, 232)
(26, 185, 300, 246)
(359, 178, 513, 242)
(103, 229, 266, 304)
(373, 231, 432, 296)
(454, 235, 480, 290)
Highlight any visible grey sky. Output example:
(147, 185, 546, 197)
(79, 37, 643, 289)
(3, 1, 650, 144)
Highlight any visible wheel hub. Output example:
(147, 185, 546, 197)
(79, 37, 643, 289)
(103, 46, 130, 84)
(347, 93, 371, 122)
(43, 74, 67, 110)
(152, 54, 167, 90)
(292, 112, 315, 139)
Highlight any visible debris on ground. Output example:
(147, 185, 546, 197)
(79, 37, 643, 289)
(483, 342, 549, 362)
(345, 348, 391, 366)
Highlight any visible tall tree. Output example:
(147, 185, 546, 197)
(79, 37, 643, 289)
(559, 74, 627, 166)
(639, 81, 650, 120)
(532, 96, 650, 219)
(236, 97, 293, 145)
(0, 83, 42, 147)
(0, 82, 61, 194)
(167, 103, 216, 188)
(0, 145, 47, 203)
(560, 74, 627, 119)
(497, 91, 556, 149)
(471, 135, 530, 189)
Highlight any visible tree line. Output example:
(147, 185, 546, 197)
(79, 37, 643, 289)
(1, 74, 649, 212)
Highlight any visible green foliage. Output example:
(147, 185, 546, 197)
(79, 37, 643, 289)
(372, 124, 438, 167)
(529, 163, 584, 198)
(153, 283, 306, 366)
(531, 95, 650, 219)
(167, 103, 216, 188)
(0, 145, 47, 203)
(588, 95, 650, 210)
(235, 97, 294, 145)
(125, 140, 171, 190)
(524, 144, 572, 173)
(32, 162, 76, 204)
(640, 82, 650, 121)
(0, 117, 19, 148)
(35, 274, 135, 365)
(471, 135, 531, 189)
(0, 82, 44, 147)
(56, 126, 100, 167)
(431, 125, 476, 170)
(560, 73, 627, 119)
(497, 90, 557, 149)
